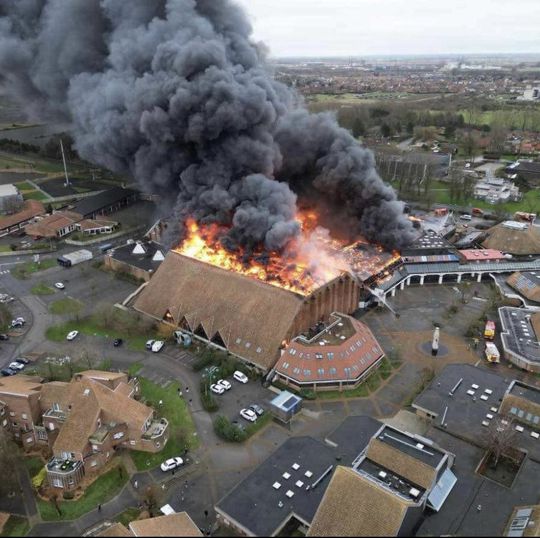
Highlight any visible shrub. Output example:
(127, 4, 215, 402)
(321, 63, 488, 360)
(199, 381, 219, 412)
(32, 467, 47, 489)
(299, 389, 316, 400)
(62, 490, 75, 500)
(213, 415, 247, 443)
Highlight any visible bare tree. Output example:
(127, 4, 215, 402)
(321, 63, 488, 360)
(484, 416, 516, 468)
(0, 427, 21, 497)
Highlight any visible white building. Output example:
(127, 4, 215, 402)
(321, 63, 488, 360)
(518, 86, 540, 101)
(0, 184, 23, 214)
(474, 173, 521, 204)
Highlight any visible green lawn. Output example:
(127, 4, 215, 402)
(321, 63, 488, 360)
(31, 282, 56, 296)
(49, 298, 83, 316)
(23, 190, 49, 201)
(24, 456, 44, 478)
(0, 516, 29, 537)
(14, 181, 35, 192)
(244, 411, 272, 438)
(46, 317, 158, 351)
(37, 462, 128, 521)
(130, 378, 199, 471)
(0, 245, 13, 253)
(12, 259, 57, 279)
(115, 507, 141, 527)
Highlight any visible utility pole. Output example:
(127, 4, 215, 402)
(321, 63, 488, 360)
(60, 139, 70, 187)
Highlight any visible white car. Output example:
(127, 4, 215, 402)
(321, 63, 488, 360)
(66, 330, 79, 341)
(151, 340, 164, 353)
(217, 379, 231, 391)
(145, 339, 155, 350)
(210, 383, 225, 395)
(8, 361, 25, 371)
(240, 408, 257, 422)
(55, 282, 65, 289)
(233, 370, 248, 384)
(160, 457, 183, 472)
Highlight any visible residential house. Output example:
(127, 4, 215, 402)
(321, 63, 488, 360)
(0, 370, 168, 490)
(0, 200, 45, 236)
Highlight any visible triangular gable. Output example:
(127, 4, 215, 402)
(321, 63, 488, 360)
(194, 324, 208, 339)
(152, 250, 165, 262)
(211, 331, 227, 349)
(163, 309, 174, 323)
(132, 243, 146, 254)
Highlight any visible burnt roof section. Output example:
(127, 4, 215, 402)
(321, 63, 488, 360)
(215, 436, 336, 537)
(72, 187, 138, 217)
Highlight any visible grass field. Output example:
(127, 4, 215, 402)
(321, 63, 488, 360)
(130, 377, 199, 471)
(0, 516, 29, 537)
(22, 190, 49, 201)
(24, 456, 44, 479)
(461, 107, 540, 130)
(14, 181, 35, 191)
(12, 259, 57, 279)
(31, 282, 56, 296)
(37, 462, 128, 521)
(49, 297, 83, 316)
(115, 507, 141, 527)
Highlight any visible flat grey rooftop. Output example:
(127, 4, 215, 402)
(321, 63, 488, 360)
(499, 307, 540, 364)
(510, 380, 540, 406)
(215, 436, 336, 536)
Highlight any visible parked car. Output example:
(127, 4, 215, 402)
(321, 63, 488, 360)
(240, 408, 257, 422)
(460, 214, 472, 221)
(54, 282, 65, 289)
(233, 370, 248, 384)
(66, 330, 79, 341)
(10, 320, 24, 328)
(145, 339, 156, 350)
(14, 317, 25, 324)
(14, 357, 30, 365)
(217, 379, 231, 391)
(113, 338, 123, 347)
(160, 457, 184, 472)
(0, 334, 9, 341)
(8, 361, 25, 371)
(1, 367, 17, 376)
(210, 383, 225, 395)
(0, 296, 14, 303)
(249, 404, 264, 416)
(151, 340, 164, 353)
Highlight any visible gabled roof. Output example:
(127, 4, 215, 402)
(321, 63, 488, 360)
(129, 512, 202, 536)
(72, 187, 137, 217)
(482, 222, 540, 255)
(308, 466, 412, 537)
(0, 199, 45, 230)
(134, 251, 306, 370)
(0, 374, 44, 396)
(507, 272, 540, 303)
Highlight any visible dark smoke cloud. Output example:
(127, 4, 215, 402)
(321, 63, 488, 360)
(0, 0, 414, 251)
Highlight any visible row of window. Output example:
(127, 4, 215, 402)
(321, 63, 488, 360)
(509, 406, 540, 425)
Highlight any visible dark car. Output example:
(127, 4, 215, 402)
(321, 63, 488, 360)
(249, 404, 264, 416)
(0, 334, 8, 341)
(14, 357, 30, 365)
(1, 367, 17, 376)
(113, 338, 123, 347)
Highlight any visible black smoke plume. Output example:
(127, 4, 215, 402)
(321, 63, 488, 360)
(0, 0, 414, 251)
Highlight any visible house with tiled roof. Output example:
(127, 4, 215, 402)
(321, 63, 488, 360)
(0, 199, 45, 235)
(0, 370, 169, 490)
(273, 312, 384, 392)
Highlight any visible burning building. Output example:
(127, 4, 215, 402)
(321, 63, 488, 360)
(133, 215, 397, 372)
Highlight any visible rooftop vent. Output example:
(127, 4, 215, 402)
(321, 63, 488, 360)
(273, 482, 281, 490)
(292, 463, 300, 471)
(282, 472, 290, 479)
(409, 488, 421, 498)
(286, 490, 294, 498)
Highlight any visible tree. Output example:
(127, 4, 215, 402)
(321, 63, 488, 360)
(351, 117, 365, 138)
(380, 123, 392, 138)
(0, 427, 21, 498)
(140, 484, 161, 516)
(484, 416, 516, 468)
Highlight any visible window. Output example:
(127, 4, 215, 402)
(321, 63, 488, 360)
(282, 362, 289, 369)
(21, 413, 27, 420)
(533, 416, 540, 425)
(9, 412, 15, 417)
(90, 461, 97, 467)
(329, 367, 337, 375)
(510, 407, 517, 415)
(526, 413, 533, 422)
(0, 408, 5, 416)
(315, 353, 323, 359)
(327, 352, 334, 360)
(52, 403, 61, 412)
(293, 367, 301, 375)
(317, 368, 325, 376)
(518, 409, 525, 418)
(36, 429, 47, 441)
(130, 440, 136, 446)
(303, 369, 311, 377)
(290, 349, 297, 356)
(48, 422, 55, 431)
(1, 420, 7, 427)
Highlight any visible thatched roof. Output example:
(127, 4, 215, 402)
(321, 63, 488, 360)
(133, 251, 307, 370)
(482, 223, 540, 255)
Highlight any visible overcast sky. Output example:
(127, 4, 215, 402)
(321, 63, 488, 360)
(235, 0, 540, 58)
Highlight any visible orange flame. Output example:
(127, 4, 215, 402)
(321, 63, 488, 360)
(173, 212, 400, 295)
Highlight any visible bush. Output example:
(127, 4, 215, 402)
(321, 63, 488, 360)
(62, 491, 75, 500)
(31, 467, 47, 489)
(213, 415, 247, 443)
(299, 389, 316, 400)
(199, 381, 219, 412)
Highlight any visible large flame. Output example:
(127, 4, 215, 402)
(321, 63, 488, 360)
(174, 212, 400, 295)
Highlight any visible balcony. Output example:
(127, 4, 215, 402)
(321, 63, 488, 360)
(142, 418, 168, 440)
(47, 456, 83, 474)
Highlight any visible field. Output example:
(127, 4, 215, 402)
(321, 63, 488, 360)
(130, 377, 199, 471)
(12, 259, 57, 279)
(461, 107, 540, 130)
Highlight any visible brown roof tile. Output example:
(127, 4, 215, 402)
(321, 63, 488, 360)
(308, 466, 412, 537)
(95, 522, 133, 537)
(129, 513, 202, 537)
(0, 200, 45, 230)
